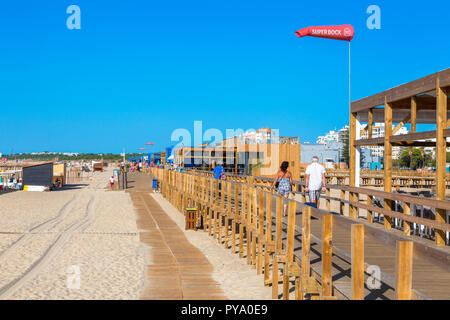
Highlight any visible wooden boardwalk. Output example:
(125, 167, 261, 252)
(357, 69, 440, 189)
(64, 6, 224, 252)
(127, 173, 227, 300)
(153, 169, 450, 300)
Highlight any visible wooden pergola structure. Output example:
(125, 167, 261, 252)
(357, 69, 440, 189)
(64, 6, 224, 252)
(350, 68, 449, 245)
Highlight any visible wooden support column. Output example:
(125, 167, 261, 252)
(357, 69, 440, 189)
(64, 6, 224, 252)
(349, 112, 357, 218)
(384, 97, 393, 230)
(436, 79, 447, 246)
(395, 241, 413, 300)
(411, 96, 417, 133)
(351, 224, 365, 300)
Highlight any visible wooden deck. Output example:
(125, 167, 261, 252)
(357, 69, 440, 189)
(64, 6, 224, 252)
(127, 173, 227, 300)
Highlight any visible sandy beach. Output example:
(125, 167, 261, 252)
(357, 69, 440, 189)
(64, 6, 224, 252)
(0, 169, 146, 299)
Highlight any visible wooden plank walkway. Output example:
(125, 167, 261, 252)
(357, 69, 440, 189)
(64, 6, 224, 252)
(127, 173, 227, 300)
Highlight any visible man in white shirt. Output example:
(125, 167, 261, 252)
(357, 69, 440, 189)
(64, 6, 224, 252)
(305, 156, 326, 208)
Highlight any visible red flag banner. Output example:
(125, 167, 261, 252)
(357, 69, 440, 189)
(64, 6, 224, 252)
(138, 148, 145, 150)
(295, 24, 354, 41)
(145, 142, 154, 145)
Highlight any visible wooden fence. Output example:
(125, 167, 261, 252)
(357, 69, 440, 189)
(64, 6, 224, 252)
(151, 168, 450, 300)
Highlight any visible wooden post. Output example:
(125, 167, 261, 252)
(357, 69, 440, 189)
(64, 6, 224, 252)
(395, 241, 413, 300)
(411, 96, 417, 133)
(301, 206, 311, 278)
(340, 189, 345, 216)
(232, 182, 239, 253)
(247, 185, 252, 265)
(367, 195, 373, 224)
(264, 193, 273, 284)
(384, 97, 393, 230)
(351, 224, 365, 300)
(251, 188, 258, 268)
(239, 184, 245, 258)
(283, 201, 297, 300)
(436, 79, 447, 246)
(322, 215, 333, 297)
(272, 196, 283, 299)
(403, 202, 411, 237)
(257, 189, 265, 274)
(326, 188, 331, 212)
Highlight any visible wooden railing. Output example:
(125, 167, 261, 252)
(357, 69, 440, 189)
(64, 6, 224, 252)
(186, 169, 450, 246)
(184, 168, 450, 188)
(151, 167, 450, 300)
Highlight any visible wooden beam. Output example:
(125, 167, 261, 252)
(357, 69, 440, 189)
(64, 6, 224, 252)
(436, 79, 447, 246)
(395, 241, 413, 300)
(354, 137, 384, 146)
(384, 97, 393, 230)
(411, 97, 417, 133)
(351, 68, 450, 112)
(392, 113, 411, 135)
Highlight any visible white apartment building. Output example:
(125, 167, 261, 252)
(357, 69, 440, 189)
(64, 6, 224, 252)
(359, 123, 408, 159)
(317, 130, 340, 145)
(317, 123, 409, 160)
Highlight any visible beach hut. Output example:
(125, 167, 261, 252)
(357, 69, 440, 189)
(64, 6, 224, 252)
(22, 162, 54, 191)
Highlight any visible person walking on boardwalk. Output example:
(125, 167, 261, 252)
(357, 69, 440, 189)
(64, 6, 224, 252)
(213, 161, 224, 180)
(109, 175, 115, 189)
(271, 161, 293, 216)
(305, 156, 326, 208)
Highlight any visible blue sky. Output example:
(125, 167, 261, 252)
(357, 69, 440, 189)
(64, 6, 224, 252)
(0, 0, 448, 154)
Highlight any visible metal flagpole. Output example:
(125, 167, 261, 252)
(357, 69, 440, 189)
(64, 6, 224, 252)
(349, 41, 351, 112)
